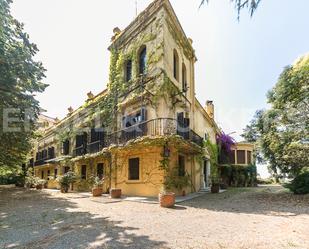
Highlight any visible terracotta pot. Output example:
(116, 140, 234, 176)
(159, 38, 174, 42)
(61, 185, 69, 193)
(92, 187, 103, 197)
(159, 192, 175, 208)
(211, 184, 220, 194)
(36, 184, 43, 190)
(110, 188, 122, 198)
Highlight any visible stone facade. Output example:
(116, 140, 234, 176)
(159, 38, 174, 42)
(31, 0, 222, 197)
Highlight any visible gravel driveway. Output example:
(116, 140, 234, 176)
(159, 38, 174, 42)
(0, 185, 309, 249)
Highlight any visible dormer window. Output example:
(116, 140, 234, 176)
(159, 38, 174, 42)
(138, 46, 147, 75)
(125, 59, 132, 82)
(173, 49, 179, 81)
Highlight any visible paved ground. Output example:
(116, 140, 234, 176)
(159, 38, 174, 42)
(0, 185, 309, 249)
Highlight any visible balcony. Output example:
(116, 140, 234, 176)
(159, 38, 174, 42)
(34, 119, 204, 164)
(73, 145, 87, 157)
(34, 159, 47, 166)
(88, 141, 104, 154)
(107, 118, 204, 147)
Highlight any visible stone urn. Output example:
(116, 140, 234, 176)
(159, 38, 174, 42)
(92, 187, 103, 197)
(110, 188, 122, 198)
(159, 192, 175, 208)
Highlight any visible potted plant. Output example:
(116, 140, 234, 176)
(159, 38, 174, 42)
(110, 188, 122, 198)
(91, 176, 104, 197)
(35, 178, 47, 190)
(56, 171, 76, 193)
(159, 188, 175, 208)
(211, 176, 220, 194)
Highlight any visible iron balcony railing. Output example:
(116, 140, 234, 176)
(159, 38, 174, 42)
(73, 145, 87, 157)
(34, 118, 204, 164)
(107, 118, 204, 147)
(87, 140, 105, 154)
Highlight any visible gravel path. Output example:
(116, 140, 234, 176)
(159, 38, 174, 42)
(0, 185, 309, 249)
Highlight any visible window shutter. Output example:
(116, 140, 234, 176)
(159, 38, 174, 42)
(141, 107, 147, 122)
(90, 128, 96, 143)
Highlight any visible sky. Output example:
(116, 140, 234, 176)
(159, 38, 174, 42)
(11, 0, 309, 178)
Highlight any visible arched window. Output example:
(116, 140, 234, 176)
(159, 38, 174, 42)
(125, 59, 132, 82)
(138, 46, 147, 75)
(182, 63, 187, 92)
(173, 49, 179, 81)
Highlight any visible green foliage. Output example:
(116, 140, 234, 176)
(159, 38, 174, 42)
(220, 164, 257, 187)
(285, 170, 309, 195)
(0, 0, 47, 169)
(242, 54, 309, 178)
(164, 167, 190, 191)
(56, 171, 77, 188)
(25, 168, 36, 187)
(88, 175, 104, 188)
(204, 138, 219, 178)
(0, 172, 24, 185)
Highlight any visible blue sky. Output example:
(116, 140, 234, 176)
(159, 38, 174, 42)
(11, 0, 309, 177)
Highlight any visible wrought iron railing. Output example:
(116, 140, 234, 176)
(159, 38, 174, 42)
(87, 140, 104, 154)
(34, 119, 204, 164)
(107, 118, 204, 147)
(73, 145, 87, 157)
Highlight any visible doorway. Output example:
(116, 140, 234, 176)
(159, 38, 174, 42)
(203, 159, 210, 188)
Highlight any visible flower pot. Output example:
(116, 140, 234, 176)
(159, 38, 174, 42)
(61, 185, 69, 193)
(110, 188, 121, 198)
(36, 184, 43, 190)
(159, 192, 175, 208)
(92, 187, 103, 197)
(211, 184, 220, 194)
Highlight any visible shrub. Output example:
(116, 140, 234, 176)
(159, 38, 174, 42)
(285, 171, 309, 195)
(56, 171, 77, 188)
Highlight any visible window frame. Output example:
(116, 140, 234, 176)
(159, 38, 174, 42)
(178, 155, 185, 177)
(97, 163, 104, 180)
(125, 59, 133, 82)
(81, 165, 87, 180)
(173, 49, 179, 81)
(237, 150, 246, 164)
(182, 63, 187, 92)
(138, 46, 147, 76)
(128, 157, 140, 181)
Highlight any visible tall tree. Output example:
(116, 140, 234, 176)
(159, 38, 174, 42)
(242, 54, 309, 178)
(0, 0, 47, 170)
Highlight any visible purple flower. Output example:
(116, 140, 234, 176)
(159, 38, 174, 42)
(216, 133, 236, 154)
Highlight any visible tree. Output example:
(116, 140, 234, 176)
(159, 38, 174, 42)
(242, 54, 309, 178)
(0, 0, 47, 170)
(200, 0, 261, 18)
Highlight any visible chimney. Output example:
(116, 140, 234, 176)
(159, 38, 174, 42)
(205, 100, 214, 119)
(67, 106, 74, 116)
(87, 91, 94, 100)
